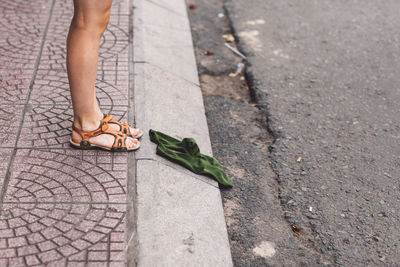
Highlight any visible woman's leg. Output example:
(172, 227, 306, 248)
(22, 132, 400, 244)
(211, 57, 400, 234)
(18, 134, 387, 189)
(67, 0, 136, 148)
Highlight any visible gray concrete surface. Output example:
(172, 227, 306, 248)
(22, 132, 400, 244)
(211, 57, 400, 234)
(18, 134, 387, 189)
(136, 160, 232, 265)
(132, 0, 233, 265)
(224, 0, 400, 265)
(133, 0, 199, 85)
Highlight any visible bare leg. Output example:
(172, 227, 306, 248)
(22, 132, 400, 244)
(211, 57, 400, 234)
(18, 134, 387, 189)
(67, 0, 137, 148)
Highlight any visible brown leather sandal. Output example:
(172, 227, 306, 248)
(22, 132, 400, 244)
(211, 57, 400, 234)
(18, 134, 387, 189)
(69, 119, 140, 152)
(103, 114, 144, 139)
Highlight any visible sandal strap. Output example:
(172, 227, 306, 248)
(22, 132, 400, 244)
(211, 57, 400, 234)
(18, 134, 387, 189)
(72, 122, 109, 142)
(72, 114, 114, 141)
(112, 131, 128, 149)
(104, 114, 134, 135)
(102, 115, 134, 148)
(72, 120, 131, 149)
(101, 114, 113, 124)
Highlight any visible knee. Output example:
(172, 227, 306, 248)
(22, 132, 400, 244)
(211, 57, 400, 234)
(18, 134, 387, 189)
(71, 7, 111, 38)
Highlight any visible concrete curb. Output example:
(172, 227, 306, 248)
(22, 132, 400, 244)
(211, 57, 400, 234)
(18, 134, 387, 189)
(132, 0, 233, 265)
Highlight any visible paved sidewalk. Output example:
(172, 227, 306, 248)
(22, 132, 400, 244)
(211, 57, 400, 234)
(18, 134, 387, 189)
(0, 0, 232, 266)
(1, 0, 131, 265)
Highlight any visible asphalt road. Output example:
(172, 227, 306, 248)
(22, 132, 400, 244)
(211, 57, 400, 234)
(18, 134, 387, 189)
(189, 0, 322, 265)
(224, 0, 400, 265)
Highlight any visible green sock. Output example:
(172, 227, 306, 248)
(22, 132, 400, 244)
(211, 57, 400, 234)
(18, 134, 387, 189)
(149, 129, 233, 187)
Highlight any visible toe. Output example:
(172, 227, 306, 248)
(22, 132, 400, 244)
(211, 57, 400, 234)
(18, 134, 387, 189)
(130, 127, 141, 136)
(127, 137, 138, 148)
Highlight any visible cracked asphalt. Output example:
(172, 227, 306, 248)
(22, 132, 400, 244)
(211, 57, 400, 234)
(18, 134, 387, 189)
(225, 0, 400, 265)
(189, 0, 400, 265)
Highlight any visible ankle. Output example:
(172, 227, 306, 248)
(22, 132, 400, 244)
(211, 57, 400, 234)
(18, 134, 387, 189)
(73, 113, 104, 132)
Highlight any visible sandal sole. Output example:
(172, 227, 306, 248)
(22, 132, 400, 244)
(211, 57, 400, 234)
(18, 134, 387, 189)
(69, 139, 140, 152)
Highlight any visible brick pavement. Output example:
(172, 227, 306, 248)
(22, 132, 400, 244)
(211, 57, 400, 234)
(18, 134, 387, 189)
(0, 0, 133, 265)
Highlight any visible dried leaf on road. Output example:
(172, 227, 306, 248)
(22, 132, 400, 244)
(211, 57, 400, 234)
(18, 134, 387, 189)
(222, 33, 235, 42)
(291, 225, 301, 235)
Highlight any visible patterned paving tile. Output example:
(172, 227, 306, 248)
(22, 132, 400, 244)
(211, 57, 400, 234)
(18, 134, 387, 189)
(96, 42, 130, 88)
(5, 149, 128, 203)
(0, 35, 41, 71)
(0, 203, 125, 265)
(29, 70, 128, 106)
(0, 105, 24, 147)
(0, 149, 13, 196)
(0, 0, 132, 264)
(17, 103, 128, 148)
(0, 0, 50, 18)
(0, 0, 50, 105)
(0, 0, 51, 74)
(111, 0, 130, 16)
(38, 0, 129, 74)
(0, 69, 32, 105)
(39, 0, 128, 41)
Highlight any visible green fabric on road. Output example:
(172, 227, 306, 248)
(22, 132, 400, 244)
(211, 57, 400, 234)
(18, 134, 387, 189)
(149, 129, 233, 187)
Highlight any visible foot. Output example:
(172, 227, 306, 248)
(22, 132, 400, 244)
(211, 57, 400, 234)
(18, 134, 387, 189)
(71, 120, 139, 150)
(103, 114, 143, 139)
(110, 123, 142, 138)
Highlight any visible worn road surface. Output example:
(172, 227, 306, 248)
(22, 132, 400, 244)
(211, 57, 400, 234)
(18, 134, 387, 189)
(224, 0, 400, 265)
(189, 0, 322, 265)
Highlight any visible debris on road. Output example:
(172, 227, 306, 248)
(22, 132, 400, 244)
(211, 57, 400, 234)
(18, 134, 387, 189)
(244, 19, 266, 26)
(222, 33, 235, 42)
(291, 225, 302, 235)
(218, 12, 225, 18)
(224, 42, 247, 59)
(204, 50, 214, 55)
(296, 156, 302, 162)
(228, 62, 245, 77)
(189, 4, 196, 10)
